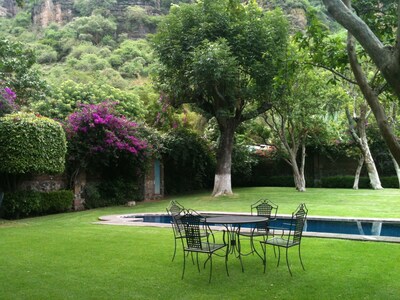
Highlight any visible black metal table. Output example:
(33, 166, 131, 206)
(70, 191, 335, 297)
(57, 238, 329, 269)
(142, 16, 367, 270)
(205, 215, 268, 272)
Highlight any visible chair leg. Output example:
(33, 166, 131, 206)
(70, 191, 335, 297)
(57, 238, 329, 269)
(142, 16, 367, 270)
(276, 247, 281, 267)
(172, 238, 177, 262)
(208, 254, 213, 283)
(181, 250, 186, 280)
(298, 245, 305, 271)
(196, 253, 200, 273)
(285, 247, 292, 276)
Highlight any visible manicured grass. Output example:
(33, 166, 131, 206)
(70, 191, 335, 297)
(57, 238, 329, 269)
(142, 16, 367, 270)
(1, 187, 400, 299)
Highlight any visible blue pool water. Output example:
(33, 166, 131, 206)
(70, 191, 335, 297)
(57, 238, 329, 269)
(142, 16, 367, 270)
(128, 215, 400, 238)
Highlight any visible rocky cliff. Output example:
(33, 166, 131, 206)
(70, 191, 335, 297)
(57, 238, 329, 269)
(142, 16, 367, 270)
(0, 0, 18, 17)
(31, 0, 75, 27)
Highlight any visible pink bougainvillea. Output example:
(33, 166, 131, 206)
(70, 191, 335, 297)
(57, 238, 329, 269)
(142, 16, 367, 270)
(64, 101, 148, 167)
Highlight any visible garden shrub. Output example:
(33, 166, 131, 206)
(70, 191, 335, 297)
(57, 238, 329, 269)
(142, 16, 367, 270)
(321, 176, 370, 188)
(380, 176, 399, 188)
(40, 190, 73, 213)
(162, 128, 215, 194)
(83, 179, 141, 209)
(1, 190, 73, 219)
(0, 112, 67, 175)
(1, 191, 41, 219)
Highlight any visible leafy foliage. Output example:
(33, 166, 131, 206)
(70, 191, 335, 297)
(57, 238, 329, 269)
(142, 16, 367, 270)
(31, 80, 146, 120)
(64, 101, 148, 171)
(0, 112, 67, 174)
(83, 179, 141, 208)
(153, 0, 289, 118)
(162, 128, 215, 194)
(0, 39, 48, 105)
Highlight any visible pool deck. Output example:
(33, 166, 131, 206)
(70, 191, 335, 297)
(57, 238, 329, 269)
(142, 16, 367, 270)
(95, 211, 400, 243)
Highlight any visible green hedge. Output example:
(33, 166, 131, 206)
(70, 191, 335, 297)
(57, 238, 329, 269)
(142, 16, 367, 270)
(381, 176, 400, 188)
(1, 190, 73, 219)
(253, 175, 399, 189)
(0, 112, 67, 174)
(83, 178, 141, 209)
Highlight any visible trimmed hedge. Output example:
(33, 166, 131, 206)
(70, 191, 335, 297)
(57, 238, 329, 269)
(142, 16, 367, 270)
(252, 175, 399, 189)
(1, 190, 73, 219)
(0, 112, 67, 174)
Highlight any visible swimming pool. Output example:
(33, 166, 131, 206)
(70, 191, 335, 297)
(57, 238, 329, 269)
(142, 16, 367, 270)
(97, 212, 400, 243)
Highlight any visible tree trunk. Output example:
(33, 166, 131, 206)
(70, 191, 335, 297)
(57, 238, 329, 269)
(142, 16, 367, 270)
(353, 154, 364, 190)
(346, 104, 383, 189)
(389, 152, 400, 188)
(289, 149, 306, 192)
(361, 137, 383, 189)
(212, 121, 236, 197)
(326, 0, 400, 167)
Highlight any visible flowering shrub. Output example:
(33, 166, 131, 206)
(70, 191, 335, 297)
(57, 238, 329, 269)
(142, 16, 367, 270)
(64, 101, 148, 170)
(0, 86, 19, 117)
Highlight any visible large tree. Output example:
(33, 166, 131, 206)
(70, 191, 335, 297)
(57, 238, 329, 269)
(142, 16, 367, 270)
(322, 0, 400, 166)
(152, 0, 288, 196)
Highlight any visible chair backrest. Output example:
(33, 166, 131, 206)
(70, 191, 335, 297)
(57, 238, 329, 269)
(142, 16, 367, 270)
(166, 200, 184, 216)
(180, 212, 203, 250)
(250, 199, 278, 232)
(166, 200, 185, 237)
(288, 203, 308, 245)
(251, 199, 278, 219)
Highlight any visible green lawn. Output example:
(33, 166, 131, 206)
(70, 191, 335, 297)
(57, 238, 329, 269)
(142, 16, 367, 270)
(1, 187, 400, 299)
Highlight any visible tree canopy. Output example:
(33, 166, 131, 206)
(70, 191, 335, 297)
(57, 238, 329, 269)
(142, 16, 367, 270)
(152, 0, 289, 196)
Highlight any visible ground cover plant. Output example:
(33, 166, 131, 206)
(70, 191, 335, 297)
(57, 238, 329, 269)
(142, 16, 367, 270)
(0, 187, 400, 299)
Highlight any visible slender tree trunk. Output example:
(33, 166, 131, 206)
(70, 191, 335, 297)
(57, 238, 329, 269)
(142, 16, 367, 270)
(353, 154, 364, 190)
(344, 1, 400, 168)
(289, 148, 306, 192)
(389, 152, 400, 188)
(346, 105, 383, 189)
(212, 121, 236, 197)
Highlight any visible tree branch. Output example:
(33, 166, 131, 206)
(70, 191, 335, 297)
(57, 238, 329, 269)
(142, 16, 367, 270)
(303, 62, 358, 84)
(322, 0, 391, 71)
(241, 101, 272, 122)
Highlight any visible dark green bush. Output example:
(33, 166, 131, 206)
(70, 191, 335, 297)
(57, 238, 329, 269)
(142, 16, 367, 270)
(162, 128, 215, 194)
(1, 190, 73, 219)
(321, 176, 370, 188)
(40, 190, 73, 213)
(83, 179, 141, 209)
(1, 191, 41, 219)
(381, 176, 399, 188)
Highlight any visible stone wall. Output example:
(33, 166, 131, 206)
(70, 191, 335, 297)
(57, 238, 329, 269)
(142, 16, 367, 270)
(19, 174, 67, 192)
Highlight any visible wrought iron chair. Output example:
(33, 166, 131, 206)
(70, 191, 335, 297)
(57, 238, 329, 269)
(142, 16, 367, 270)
(260, 203, 308, 276)
(180, 211, 229, 283)
(237, 199, 278, 258)
(166, 200, 185, 261)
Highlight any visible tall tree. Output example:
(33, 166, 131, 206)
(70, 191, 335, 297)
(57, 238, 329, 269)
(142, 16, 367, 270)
(152, 0, 288, 196)
(263, 59, 336, 192)
(322, 0, 400, 166)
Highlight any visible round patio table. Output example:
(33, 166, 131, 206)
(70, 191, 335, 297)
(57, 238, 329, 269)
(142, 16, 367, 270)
(205, 215, 268, 272)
